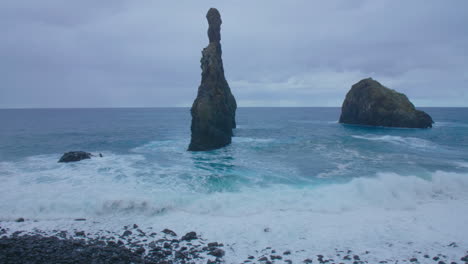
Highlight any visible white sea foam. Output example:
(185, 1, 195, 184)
(232, 137, 274, 143)
(434, 121, 468, 128)
(454, 161, 468, 168)
(316, 163, 351, 178)
(352, 134, 436, 149)
(2, 151, 468, 263)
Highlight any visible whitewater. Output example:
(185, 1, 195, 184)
(1, 107, 468, 263)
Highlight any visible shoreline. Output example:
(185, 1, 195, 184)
(1, 220, 467, 264)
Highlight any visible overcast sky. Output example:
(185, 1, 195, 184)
(1, 0, 467, 108)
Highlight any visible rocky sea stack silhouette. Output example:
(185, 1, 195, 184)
(188, 8, 237, 151)
(339, 78, 433, 128)
(58, 151, 92, 163)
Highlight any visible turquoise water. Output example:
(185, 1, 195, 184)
(0, 107, 468, 218)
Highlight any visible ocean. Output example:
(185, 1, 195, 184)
(1, 107, 468, 262)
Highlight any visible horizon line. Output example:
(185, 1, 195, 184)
(1, 106, 467, 110)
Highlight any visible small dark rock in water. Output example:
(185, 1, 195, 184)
(188, 8, 237, 151)
(248, 256, 255, 259)
(434, 256, 440, 261)
(438, 261, 446, 264)
(122, 230, 132, 237)
(181, 231, 197, 241)
(208, 248, 225, 258)
(133, 224, 138, 229)
(303, 259, 313, 263)
(264, 228, 271, 232)
(283, 250, 291, 255)
(461, 255, 468, 261)
(74, 218, 86, 221)
(271, 255, 282, 260)
(58, 151, 92, 163)
(258, 256, 269, 261)
(339, 78, 434, 128)
(15, 218, 24, 222)
(410, 258, 418, 262)
(162, 229, 177, 236)
(353, 255, 360, 260)
(424, 254, 430, 258)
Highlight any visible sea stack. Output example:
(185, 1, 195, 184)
(188, 8, 237, 151)
(339, 78, 433, 128)
(58, 151, 92, 163)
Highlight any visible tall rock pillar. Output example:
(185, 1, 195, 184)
(188, 8, 237, 151)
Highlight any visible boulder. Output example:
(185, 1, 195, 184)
(188, 8, 237, 151)
(339, 78, 433, 128)
(58, 151, 92, 163)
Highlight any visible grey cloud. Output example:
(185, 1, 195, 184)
(1, 0, 467, 108)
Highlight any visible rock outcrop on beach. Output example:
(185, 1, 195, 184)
(339, 78, 433, 128)
(58, 151, 92, 163)
(188, 8, 237, 151)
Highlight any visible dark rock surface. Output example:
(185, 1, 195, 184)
(0, 228, 226, 264)
(188, 8, 237, 151)
(1, 226, 466, 264)
(58, 151, 92, 163)
(0, 235, 145, 264)
(339, 78, 433, 128)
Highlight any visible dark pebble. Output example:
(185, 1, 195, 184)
(74, 231, 85, 237)
(162, 229, 177, 236)
(133, 224, 138, 229)
(208, 242, 219, 247)
(74, 218, 86, 221)
(283, 250, 291, 255)
(181, 231, 197, 241)
(410, 258, 417, 262)
(271, 255, 282, 260)
(304, 259, 313, 263)
(122, 230, 132, 237)
(208, 248, 225, 258)
(15, 218, 25, 223)
(135, 247, 145, 255)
